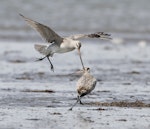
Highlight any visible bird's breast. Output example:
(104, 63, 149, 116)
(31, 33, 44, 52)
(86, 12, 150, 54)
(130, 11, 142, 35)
(59, 41, 75, 53)
(57, 47, 75, 53)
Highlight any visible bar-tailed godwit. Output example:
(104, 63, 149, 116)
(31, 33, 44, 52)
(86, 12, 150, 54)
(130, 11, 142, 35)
(69, 67, 97, 110)
(20, 14, 111, 71)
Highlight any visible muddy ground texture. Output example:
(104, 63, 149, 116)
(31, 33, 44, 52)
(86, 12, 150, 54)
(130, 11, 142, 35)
(0, 41, 150, 129)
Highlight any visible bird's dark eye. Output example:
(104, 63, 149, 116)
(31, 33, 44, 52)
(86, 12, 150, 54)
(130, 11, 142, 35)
(87, 68, 90, 70)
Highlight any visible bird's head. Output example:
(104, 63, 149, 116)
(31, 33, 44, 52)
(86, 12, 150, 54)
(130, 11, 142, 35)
(83, 67, 90, 73)
(73, 67, 90, 75)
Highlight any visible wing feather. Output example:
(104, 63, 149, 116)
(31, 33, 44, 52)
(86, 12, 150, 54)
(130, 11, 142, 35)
(69, 32, 112, 40)
(20, 14, 63, 44)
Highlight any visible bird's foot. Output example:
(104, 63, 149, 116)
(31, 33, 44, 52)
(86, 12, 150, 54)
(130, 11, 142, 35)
(68, 108, 73, 111)
(79, 101, 84, 105)
(35, 57, 45, 61)
(50, 65, 54, 72)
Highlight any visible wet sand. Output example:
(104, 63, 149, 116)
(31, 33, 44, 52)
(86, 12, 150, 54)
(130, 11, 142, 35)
(0, 41, 150, 129)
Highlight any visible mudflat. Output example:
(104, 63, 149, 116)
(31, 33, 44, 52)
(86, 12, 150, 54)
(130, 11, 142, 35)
(0, 41, 150, 129)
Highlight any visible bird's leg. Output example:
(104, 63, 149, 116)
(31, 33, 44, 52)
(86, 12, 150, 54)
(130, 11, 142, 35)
(69, 96, 80, 111)
(35, 55, 54, 72)
(46, 56, 54, 72)
(79, 99, 84, 105)
(35, 56, 47, 61)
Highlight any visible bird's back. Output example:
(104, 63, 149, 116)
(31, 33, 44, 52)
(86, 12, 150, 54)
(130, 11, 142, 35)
(77, 72, 97, 97)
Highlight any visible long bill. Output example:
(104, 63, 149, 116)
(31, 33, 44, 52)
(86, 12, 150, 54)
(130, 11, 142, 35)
(78, 48, 85, 69)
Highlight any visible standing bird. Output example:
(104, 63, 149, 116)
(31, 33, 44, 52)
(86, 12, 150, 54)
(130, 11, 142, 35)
(69, 67, 97, 110)
(20, 14, 111, 71)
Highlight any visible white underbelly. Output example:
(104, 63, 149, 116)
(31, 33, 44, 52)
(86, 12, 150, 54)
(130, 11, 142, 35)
(47, 39, 76, 54)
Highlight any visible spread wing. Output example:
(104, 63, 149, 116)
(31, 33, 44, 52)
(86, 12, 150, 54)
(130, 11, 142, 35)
(19, 14, 63, 44)
(69, 32, 112, 40)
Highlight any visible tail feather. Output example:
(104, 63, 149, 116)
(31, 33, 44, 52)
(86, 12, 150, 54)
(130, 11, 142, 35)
(34, 44, 47, 55)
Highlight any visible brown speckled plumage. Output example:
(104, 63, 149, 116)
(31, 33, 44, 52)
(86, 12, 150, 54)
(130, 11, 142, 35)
(69, 67, 97, 110)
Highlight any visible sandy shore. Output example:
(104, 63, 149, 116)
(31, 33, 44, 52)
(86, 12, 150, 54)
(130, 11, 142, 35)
(0, 41, 150, 129)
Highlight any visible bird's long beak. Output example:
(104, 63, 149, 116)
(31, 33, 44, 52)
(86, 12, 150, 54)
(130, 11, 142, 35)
(78, 48, 85, 69)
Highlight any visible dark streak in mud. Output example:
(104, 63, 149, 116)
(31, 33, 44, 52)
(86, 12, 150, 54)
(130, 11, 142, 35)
(50, 112, 62, 115)
(26, 118, 41, 121)
(89, 108, 107, 111)
(127, 71, 141, 75)
(97, 90, 110, 93)
(89, 100, 150, 107)
(22, 89, 55, 93)
(8, 59, 26, 63)
(116, 119, 127, 122)
(122, 82, 131, 85)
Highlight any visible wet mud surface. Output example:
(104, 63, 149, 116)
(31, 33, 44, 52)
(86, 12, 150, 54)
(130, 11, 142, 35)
(0, 42, 150, 129)
(90, 100, 150, 107)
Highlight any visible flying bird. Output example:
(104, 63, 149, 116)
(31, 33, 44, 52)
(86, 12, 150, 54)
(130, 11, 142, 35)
(69, 67, 97, 110)
(20, 14, 111, 71)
